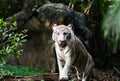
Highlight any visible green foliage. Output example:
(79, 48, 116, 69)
(69, 0, 77, 3)
(0, 65, 13, 79)
(70, 77, 77, 81)
(0, 18, 27, 64)
(37, 0, 43, 5)
(102, 1, 120, 52)
(0, 64, 48, 78)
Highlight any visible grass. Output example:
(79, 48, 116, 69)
(0, 64, 48, 76)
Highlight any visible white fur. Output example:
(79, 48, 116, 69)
(52, 24, 75, 80)
(55, 42, 72, 79)
(52, 24, 93, 81)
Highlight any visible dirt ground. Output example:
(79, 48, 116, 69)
(2, 72, 119, 81)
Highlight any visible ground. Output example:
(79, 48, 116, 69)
(2, 71, 119, 81)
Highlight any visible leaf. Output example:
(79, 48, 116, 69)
(12, 21, 17, 26)
(103, 30, 108, 38)
(20, 39, 27, 43)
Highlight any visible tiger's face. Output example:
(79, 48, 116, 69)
(52, 24, 74, 48)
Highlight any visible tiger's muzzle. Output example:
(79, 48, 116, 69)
(58, 41, 67, 48)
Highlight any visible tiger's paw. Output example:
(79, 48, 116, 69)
(59, 76, 69, 81)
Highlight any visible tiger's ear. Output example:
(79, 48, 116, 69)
(52, 24, 57, 31)
(68, 24, 72, 30)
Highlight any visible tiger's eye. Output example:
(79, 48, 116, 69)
(63, 32, 67, 35)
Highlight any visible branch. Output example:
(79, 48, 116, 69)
(113, 67, 120, 74)
(6, 0, 37, 28)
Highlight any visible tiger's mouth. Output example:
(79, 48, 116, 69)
(58, 41, 67, 48)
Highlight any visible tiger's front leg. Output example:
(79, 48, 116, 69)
(59, 57, 72, 81)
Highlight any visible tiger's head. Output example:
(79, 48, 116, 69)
(52, 24, 75, 48)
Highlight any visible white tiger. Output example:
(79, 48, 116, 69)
(52, 24, 94, 81)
